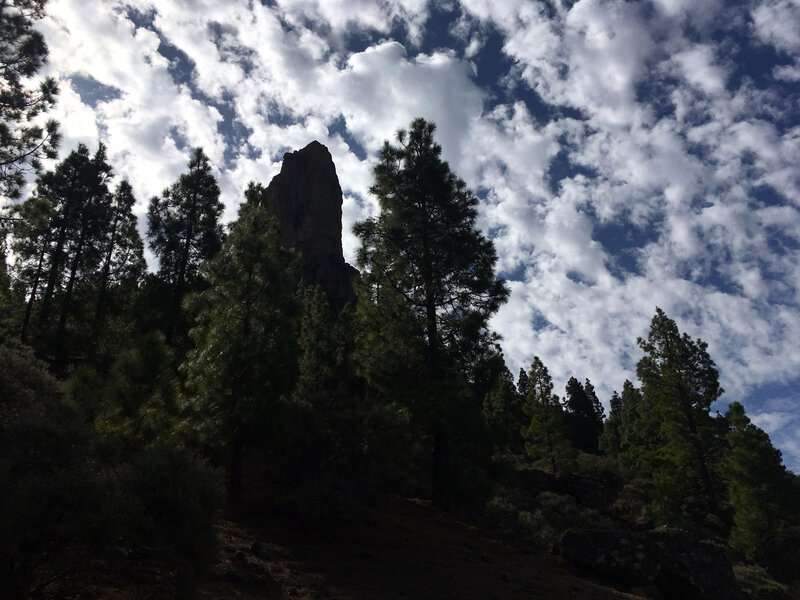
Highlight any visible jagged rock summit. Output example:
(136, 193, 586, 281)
(263, 141, 357, 312)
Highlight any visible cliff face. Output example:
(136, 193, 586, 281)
(263, 141, 357, 312)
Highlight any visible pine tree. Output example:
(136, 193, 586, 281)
(147, 148, 222, 344)
(584, 379, 605, 423)
(563, 376, 603, 453)
(521, 356, 570, 472)
(183, 197, 298, 497)
(0, 0, 60, 200)
(721, 401, 794, 558)
(12, 144, 113, 367)
(94, 180, 145, 321)
(616, 380, 650, 468)
(609, 390, 622, 418)
(517, 367, 529, 399)
(6, 190, 50, 342)
(636, 308, 726, 532)
(354, 118, 508, 506)
(353, 273, 428, 411)
(483, 365, 524, 454)
(278, 284, 394, 504)
(599, 390, 623, 456)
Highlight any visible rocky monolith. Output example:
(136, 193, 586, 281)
(263, 141, 357, 312)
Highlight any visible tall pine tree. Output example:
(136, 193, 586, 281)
(483, 364, 524, 455)
(12, 143, 113, 368)
(636, 308, 726, 533)
(0, 0, 60, 199)
(94, 180, 145, 322)
(354, 118, 507, 506)
(563, 376, 603, 453)
(599, 390, 623, 456)
(147, 148, 222, 344)
(721, 401, 795, 558)
(183, 195, 297, 497)
(521, 356, 570, 472)
(517, 368, 529, 399)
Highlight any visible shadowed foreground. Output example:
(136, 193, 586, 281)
(192, 497, 647, 600)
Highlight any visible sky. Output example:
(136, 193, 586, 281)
(33, 0, 800, 471)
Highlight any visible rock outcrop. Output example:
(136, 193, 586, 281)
(756, 526, 800, 584)
(263, 141, 357, 312)
(559, 527, 742, 600)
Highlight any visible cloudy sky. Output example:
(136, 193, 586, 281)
(35, 0, 800, 470)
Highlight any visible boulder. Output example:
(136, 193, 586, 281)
(755, 527, 800, 584)
(559, 527, 742, 600)
(263, 141, 358, 312)
(650, 527, 742, 600)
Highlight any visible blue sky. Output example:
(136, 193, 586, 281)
(36, 0, 800, 471)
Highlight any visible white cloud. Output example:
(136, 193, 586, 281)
(672, 45, 728, 95)
(773, 64, 800, 81)
(752, 0, 800, 54)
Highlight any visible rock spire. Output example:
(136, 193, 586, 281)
(263, 141, 357, 311)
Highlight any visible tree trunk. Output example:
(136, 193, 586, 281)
(95, 209, 120, 320)
(419, 191, 450, 508)
(53, 228, 85, 371)
(166, 197, 195, 344)
(20, 230, 50, 344)
(38, 222, 67, 330)
(229, 437, 244, 499)
(432, 420, 450, 509)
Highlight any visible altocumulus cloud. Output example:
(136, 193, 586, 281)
(35, 0, 800, 471)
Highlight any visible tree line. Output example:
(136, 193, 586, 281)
(1, 1, 797, 596)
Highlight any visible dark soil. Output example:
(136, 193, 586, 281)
(191, 496, 650, 600)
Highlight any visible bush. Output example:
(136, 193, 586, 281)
(120, 442, 224, 585)
(484, 487, 611, 553)
(0, 343, 224, 598)
(610, 480, 654, 528)
(0, 344, 122, 597)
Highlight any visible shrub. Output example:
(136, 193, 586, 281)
(0, 343, 224, 598)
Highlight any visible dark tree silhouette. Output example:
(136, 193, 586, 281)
(0, 0, 60, 200)
(147, 148, 222, 343)
(521, 356, 570, 472)
(354, 118, 508, 506)
(12, 144, 112, 368)
(183, 193, 297, 497)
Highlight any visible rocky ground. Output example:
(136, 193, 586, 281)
(79, 491, 800, 599)
(192, 497, 648, 600)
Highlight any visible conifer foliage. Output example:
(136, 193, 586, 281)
(11, 143, 122, 368)
(354, 118, 508, 506)
(635, 308, 726, 531)
(722, 401, 796, 558)
(0, 0, 60, 199)
(521, 356, 571, 472)
(563, 376, 604, 454)
(147, 147, 223, 343)
(183, 192, 298, 497)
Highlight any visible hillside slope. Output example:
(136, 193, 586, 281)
(195, 497, 648, 600)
